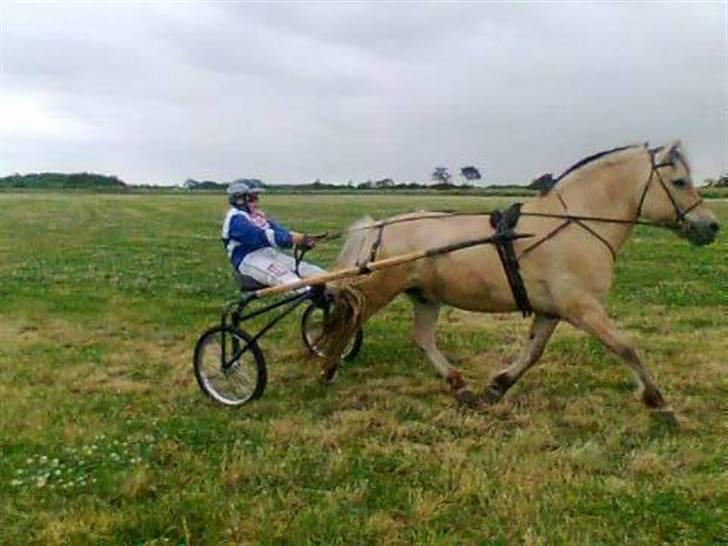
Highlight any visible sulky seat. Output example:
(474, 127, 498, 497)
(232, 270, 268, 292)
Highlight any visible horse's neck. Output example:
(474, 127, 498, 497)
(546, 158, 646, 254)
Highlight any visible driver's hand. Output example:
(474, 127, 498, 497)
(301, 235, 316, 249)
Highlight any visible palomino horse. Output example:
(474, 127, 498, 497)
(323, 141, 719, 414)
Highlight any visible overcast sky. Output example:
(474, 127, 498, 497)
(1, 2, 725, 186)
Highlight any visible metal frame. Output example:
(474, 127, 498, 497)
(218, 287, 324, 371)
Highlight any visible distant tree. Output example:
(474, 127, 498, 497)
(357, 180, 374, 190)
(183, 179, 199, 189)
(432, 167, 451, 185)
(460, 166, 481, 183)
(717, 173, 728, 187)
(528, 173, 556, 195)
(374, 178, 394, 189)
(194, 181, 226, 190)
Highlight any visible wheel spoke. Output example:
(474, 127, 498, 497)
(194, 327, 264, 406)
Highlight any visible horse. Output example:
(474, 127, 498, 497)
(321, 141, 720, 416)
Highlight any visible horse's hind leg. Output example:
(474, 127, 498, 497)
(411, 301, 478, 407)
(568, 301, 670, 413)
(483, 313, 559, 405)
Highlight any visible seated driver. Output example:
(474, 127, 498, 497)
(222, 181, 326, 288)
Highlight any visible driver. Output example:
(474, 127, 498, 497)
(222, 181, 326, 288)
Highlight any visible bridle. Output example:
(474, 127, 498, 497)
(636, 146, 703, 226)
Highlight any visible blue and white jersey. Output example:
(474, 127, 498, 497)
(221, 207, 294, 268)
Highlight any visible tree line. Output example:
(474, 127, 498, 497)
(0, 172, 127, 190)
(3, 170, 724, 193)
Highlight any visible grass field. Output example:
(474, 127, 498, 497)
(1, 193, 726, 545)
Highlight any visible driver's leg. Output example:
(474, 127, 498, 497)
(239, 248, 300, 287)
(295, 260, 326, 278)
(257, 251, 326, 279)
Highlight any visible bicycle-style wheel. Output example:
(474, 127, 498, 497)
(194, 325, 267, 406)
(301, 303, 363, 362)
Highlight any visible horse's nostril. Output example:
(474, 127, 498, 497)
(709, 222, 720, 233)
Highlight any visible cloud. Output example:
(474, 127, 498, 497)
(1, 2, 725, 185)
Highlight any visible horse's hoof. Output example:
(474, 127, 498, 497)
(318, 375, 335, 386)
(481, 373, 512, 407)
(319, 366, 338, 385)
(650, 408, 679, 429)
(455, 387, 483, 410)
(481, 387, 504, 406)
(642, 386, 666, 409)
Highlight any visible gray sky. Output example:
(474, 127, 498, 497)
(1, 1, 726, 186)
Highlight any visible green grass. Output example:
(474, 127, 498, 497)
(1, 193, 726, 545)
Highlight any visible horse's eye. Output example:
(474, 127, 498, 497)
(672, 178, 687, 188)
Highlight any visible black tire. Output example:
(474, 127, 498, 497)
(301, 303, 363, 362)
(193, 325, 267, 406)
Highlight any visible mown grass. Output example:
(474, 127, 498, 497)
(1, 193, 726, 545)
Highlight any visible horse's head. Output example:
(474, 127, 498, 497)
(638, 141, 719, 246)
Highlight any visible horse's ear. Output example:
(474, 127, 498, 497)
(665, 140, 682, 155)
(657, 140, 682, 164)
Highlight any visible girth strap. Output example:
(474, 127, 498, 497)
(369, 225, 385, 263)
(490, 204, 533, 317)
(356, 224, 385, 271)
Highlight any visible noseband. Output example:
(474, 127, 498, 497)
(637, 147, 704, 227)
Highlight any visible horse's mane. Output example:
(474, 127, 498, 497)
(546, 144, 643, 193)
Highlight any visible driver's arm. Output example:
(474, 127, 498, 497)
(290, 231, 306, 245)
(268, 221, 311, 248)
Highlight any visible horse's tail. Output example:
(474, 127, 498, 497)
(336, 216, 377, 268)
(319, 281, 367, 369)
(317, 216, 382, 368)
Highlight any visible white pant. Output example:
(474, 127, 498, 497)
(238, 247, 325, 288)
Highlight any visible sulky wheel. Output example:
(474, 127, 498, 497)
(193, 325, 267, 406)
(301, 302, 363, 363)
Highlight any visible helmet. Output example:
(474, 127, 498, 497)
(227, 180, 251, 197)
(245, 179, 266, 193)
(227, 179, 264, 207)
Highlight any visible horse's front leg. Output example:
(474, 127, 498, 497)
(411, 301, 479, 408)
(567, 300, 674, 418)
(482, 313, 559, 405)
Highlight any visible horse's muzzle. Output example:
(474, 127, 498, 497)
(680, 216, 720, 246)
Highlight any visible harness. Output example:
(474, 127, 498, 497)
(490, 204, 532, 316)
(353, 224, 385, 274)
